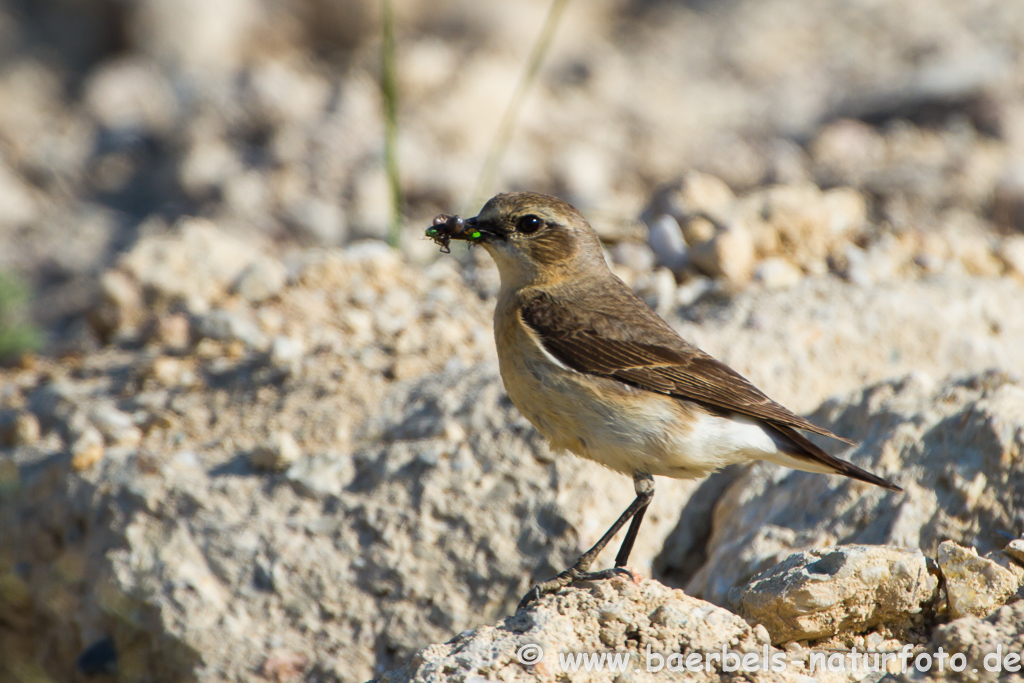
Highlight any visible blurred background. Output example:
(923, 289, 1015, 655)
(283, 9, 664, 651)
(3, 2, 1024, 681)
(1, 0, 1023, 359)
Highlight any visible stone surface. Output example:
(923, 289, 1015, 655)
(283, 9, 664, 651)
(646, 214, 690, 274)
(375, 579, 846, 683)
(920, 601, 1024, 682)
(731, 545, 939, 644)
(937, 541, 1019, 619)
(250, 431, 302, 472)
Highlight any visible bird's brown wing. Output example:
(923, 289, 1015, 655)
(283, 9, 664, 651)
(519, 289, 854, 445)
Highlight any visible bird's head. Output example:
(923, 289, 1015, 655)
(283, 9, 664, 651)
(431, 192, 607, 290)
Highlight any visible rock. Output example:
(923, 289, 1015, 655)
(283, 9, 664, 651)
(282, 197, 347, 247)
(0, 158, 39, 231)
(82, 57, 178, 135)
(155, 313, 191, 350)
(234, 256, 287, 303)
(730, 545, 939, 644)
(646, 214, 690, 274)
(90, 403, 142, 448)
(120, 217, 263, 310)
(993, 162, 1024, 233)
(127, 0, 262, 75)
(937, 541, 1019, 619)
(93, 269, 145, 341)
(998, 235, 1024, 279)
(195, 309, 266, 349)
(925, 601, 1024, 682)
(609, 241, 656, 275)
(268, 334, 305, 371)
(733, 184, 866, 274)
(284, 451, 353, 499)
(684, 371, 1024, 606)
(5, 411, 40, 446)
(250, 431, 302, 472)
(691, 224, 755, 284)
(1005, 539, 1024, 565)
(649, 171, 736, 225)
(667, 278, 1024, 416)
(376, 579, 779, 683)
(6, 252, 1024, 682)
(70, 426, 104, 471)
(754, 257, 803, 289)
(680, 215, 717, 247)
(984, 549, 1024, 585)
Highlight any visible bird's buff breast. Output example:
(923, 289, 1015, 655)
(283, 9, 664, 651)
(493, 300, 704, 477)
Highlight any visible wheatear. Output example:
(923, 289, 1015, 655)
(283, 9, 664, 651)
(428, 192, 901, 609)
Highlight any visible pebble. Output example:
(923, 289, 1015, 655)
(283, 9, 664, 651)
(250, 431, 302, 472)
(610, 242, 656, 274)
(196, 310, 266, 349)
(646, 214, 690, 274)
(675, 277, 713, 307)
(9, 412, 40, 446)
(70, 427, 105, 471)
(998, 235, 1024, 278)
(285, 451, 353, 499)
(1004, 539, 1024, 564)
(680, 216, 717, 247)
(234, 257, 287, 303)
(692, 224, 754, 285)
(90, 404, 142, 448)
(156, 313, 191, 350)
(269, 335, 305, 371)
(754, 257, 803, 289)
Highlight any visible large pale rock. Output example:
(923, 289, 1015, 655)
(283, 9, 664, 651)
(730, 545, 939, 644)
(937, 541, 1019, 619)
(376, 578, 860, 683)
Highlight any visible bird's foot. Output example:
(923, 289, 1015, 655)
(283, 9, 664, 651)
(517, 565, 634, 611)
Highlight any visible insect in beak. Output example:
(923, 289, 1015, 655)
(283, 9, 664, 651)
(426, 214, 484, 253)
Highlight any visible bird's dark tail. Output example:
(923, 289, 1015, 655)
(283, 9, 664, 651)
(768, 424, 903, 492)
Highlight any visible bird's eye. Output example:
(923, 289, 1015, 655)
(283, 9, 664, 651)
(516, 214, 543, 234)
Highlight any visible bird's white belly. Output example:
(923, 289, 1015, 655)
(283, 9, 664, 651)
(495, 313, 783, 479)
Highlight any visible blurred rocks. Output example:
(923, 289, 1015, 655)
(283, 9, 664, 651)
(234, 257, 288, 303)
(646, 214, 690, 274)
(731, 546, 939, 645)
(250, 431, 302, 472)
(120, 218, 264, 311)
(2, 0, 1023, 343)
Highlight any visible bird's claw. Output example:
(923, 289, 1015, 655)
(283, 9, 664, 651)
(517, 565, 634, 611)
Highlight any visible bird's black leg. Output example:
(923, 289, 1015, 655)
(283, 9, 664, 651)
(518, 472, 654, 610)
(615, 501, 649, 567)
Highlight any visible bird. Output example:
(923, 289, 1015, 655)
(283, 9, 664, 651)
(427, 191, 901, 610)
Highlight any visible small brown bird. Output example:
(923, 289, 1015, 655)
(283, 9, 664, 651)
(429, 192, 901, 609)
